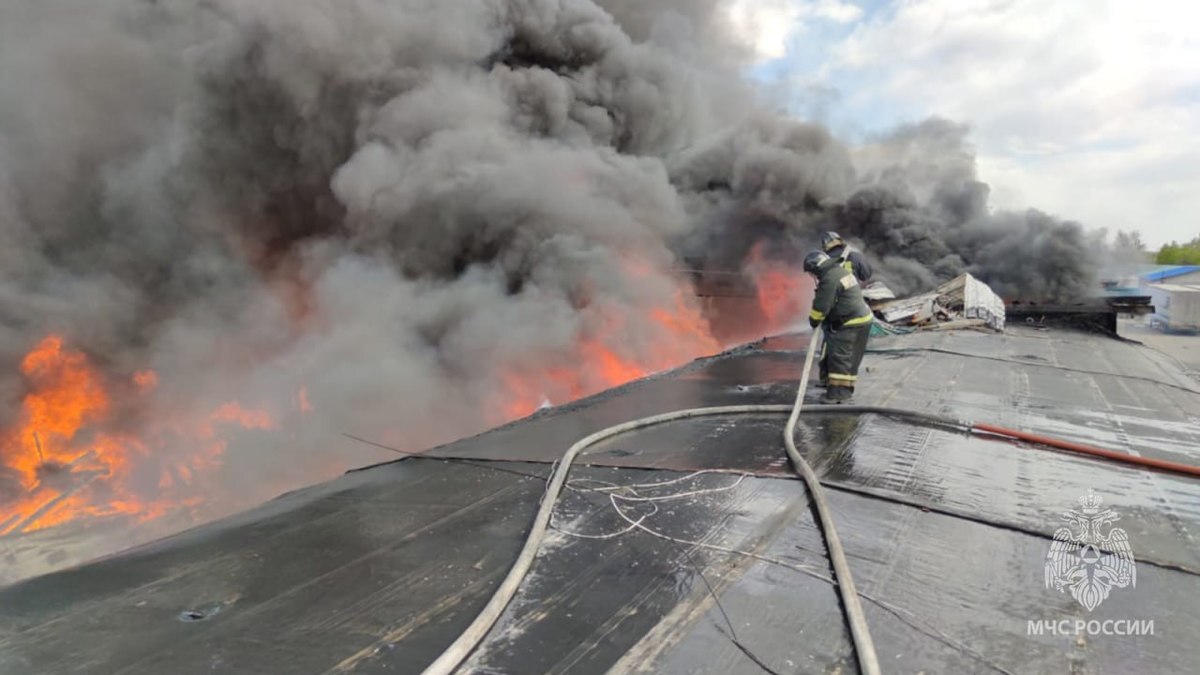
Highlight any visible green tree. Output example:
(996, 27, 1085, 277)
(1157, 236, 1200, 265)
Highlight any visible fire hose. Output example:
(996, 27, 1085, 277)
(419, 331, 1200, 675)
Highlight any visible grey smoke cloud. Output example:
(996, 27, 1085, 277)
(834, 118, 1100, 298)
(0, 0, 1104, 580)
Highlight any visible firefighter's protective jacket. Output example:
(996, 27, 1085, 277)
(808, 259, 874, 330)
(827, 244, 873, 283)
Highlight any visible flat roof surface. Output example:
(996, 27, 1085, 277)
(1, 326, 1198, 674)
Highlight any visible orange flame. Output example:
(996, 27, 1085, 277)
(494, 272, 720, 422)
(0, 336, 142, 534)
(211, 402, 277, 430)
(2, 266, 726, 539)
(746, 242, 811, 334)
(1, 335, 279, 537)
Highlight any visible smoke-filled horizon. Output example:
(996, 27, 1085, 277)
(0, 0, 1110, 578)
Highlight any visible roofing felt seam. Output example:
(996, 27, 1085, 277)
(442, 451, 1200, 578)
(818, 477, 1200, 577)
(865, 347, 1200, 396)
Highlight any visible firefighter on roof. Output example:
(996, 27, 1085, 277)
(803, 250, 874, 403)
(821, 231, 873, 283)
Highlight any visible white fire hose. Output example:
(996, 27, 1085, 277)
(420, 329, 883, 675)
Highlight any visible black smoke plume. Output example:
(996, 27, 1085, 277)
(0, 0, 1103, 582)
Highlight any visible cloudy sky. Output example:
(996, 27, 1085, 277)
(728, 0, 1199, 249)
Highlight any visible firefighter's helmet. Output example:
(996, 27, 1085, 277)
(803, 250, 830, 274)
(821, 231, 844, 252)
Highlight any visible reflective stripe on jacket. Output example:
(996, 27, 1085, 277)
(809, 260, 873, 330)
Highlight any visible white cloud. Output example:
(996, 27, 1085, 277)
(726, 0, 801, 59)
(726, 0, 862, 60)
(979, 138, 1200, 245)
(822, 0, 1200, 246)
(808, 0, 863, 23)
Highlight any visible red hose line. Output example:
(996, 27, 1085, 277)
(971, 422, 1200, 478)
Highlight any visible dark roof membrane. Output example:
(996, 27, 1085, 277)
(1, 326, 1198, 674)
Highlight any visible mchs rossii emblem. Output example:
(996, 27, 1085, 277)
(1045, 489, 1136, 611)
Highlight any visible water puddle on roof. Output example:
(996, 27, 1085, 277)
(1022, 410, 1200, 458)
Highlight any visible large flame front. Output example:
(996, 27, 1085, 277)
(494, 250, 817, 421)
(1, 260, 792, 542)
(0, 335, 275, 536)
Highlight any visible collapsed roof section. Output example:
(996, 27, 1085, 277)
(871, 273, 1006, 331)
